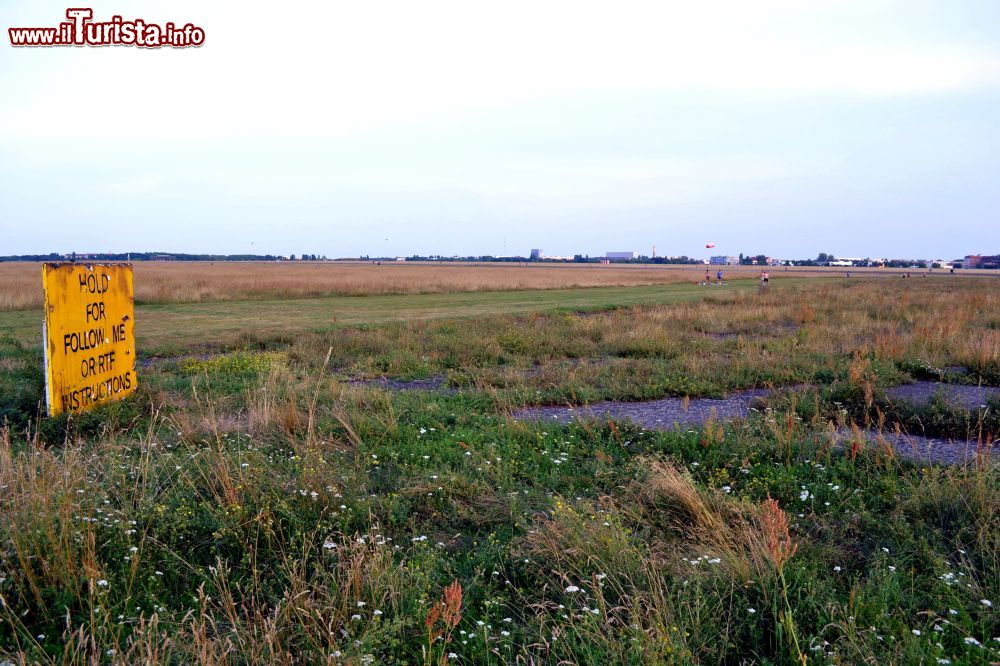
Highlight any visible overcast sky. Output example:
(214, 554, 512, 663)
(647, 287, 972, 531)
(2, 0, 999, 259)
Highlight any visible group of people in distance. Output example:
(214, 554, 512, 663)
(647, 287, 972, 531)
(701, 269, 769, 286)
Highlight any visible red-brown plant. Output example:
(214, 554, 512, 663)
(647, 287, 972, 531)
(424, 581, 463, 665)
(760, 494, 797, 573)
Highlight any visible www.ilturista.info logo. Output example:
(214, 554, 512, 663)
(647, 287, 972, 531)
(9, 8, 204, 48)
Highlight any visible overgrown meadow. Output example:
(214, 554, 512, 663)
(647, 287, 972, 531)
(0, 278, 997, 664)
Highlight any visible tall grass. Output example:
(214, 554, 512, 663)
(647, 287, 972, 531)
(0, 277, 997, 663)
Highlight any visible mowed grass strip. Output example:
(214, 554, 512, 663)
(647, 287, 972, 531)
(0, 280, 790, 353)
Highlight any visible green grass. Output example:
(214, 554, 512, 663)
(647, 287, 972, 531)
(1, 388, 995, 664)
(0, 278, 997, 664)
(0, 334, 43, 427)
(0, 279, 801, 354)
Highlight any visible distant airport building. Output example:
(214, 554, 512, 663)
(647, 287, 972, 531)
(605, 251, 634, 260)
(963, 254, 1000, 269)
(529, 249, 543, 260)
(709, 255, 739, 265)
(827, 260, 853, 267)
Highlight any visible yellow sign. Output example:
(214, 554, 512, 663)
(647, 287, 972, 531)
(43, 263, 137, 416)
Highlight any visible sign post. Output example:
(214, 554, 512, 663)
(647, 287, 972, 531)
(42, 263, 137, 416)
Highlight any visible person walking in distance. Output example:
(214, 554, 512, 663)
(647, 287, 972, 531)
(716, 269, 723, 285)
(704, 269, 711, 285)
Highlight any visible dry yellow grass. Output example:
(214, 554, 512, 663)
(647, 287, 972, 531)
(0, 264, 39, 310)
(3, 260, 984, 311)
(0, 261, 712, 310)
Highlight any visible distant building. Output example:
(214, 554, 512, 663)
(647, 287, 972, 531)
(827, 260, 853, 267)
(605, 251, 634, 260)
(395, 257, 406, 262)
(963, 254, 1000, 269)
(709, 255, 738, 265)
(529, 248, 543, 260)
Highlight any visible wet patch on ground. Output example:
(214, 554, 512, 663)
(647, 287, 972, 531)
(886, 381, 1000, 410)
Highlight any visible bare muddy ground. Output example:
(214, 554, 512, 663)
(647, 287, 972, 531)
(514, 388, 773, 428)
(886, 381, 1000, 409)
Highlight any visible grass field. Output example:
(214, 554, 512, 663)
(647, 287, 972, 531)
(0, 260, 986, 311)
(0, 274, 998, 664)
(0, 281, 781, 353)
(0, 261, 723, 311)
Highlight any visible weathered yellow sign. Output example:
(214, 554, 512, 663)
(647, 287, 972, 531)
(43, 263, 137, 416)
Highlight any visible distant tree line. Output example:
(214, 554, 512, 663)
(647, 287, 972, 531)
(0, 252, 328, 262)
(2, 251, 974, 268)
(359, 255, 700, 264)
